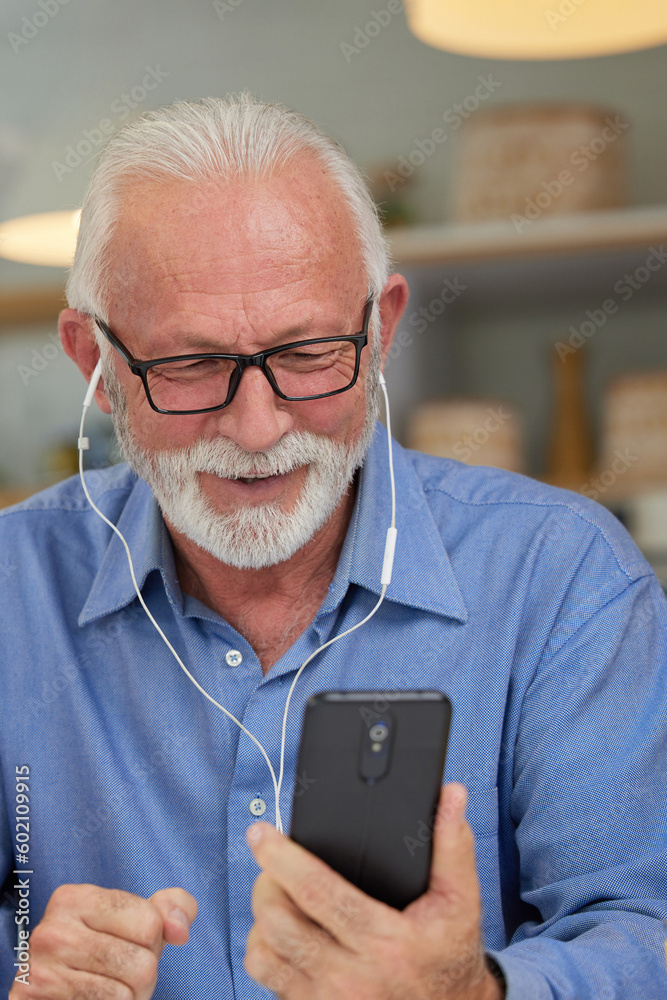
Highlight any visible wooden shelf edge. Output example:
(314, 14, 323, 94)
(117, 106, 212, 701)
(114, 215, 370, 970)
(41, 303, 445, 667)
(388, 204, 667, 266)
(3, 205, 667, 323)
(0, 285, 66, 329)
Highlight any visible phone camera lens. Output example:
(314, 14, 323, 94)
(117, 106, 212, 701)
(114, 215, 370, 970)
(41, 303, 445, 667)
(369, 722, 389, 742)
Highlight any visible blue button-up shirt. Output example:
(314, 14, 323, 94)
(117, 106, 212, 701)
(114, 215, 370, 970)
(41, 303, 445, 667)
(1, 424, 666, 998)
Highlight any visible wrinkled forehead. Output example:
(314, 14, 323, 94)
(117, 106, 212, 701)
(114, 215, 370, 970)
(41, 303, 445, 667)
(107, 159, 365, 310)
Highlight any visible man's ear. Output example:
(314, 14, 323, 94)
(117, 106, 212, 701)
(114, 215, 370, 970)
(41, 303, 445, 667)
(376, 273, 410, 368)
(59, 308, 112, 415)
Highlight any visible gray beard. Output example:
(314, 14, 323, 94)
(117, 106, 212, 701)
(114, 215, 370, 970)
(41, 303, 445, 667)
(103, 362, 380, 570)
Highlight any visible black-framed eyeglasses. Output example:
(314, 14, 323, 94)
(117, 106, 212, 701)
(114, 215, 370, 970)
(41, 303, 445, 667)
(93, 297, 374, 415)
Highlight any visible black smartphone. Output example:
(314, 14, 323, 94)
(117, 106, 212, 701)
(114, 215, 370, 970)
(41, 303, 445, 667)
(290, 690, 451, 910)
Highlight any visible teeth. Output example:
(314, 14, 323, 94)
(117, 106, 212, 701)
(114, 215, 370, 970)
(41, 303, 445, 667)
(239, 474, 273, 483)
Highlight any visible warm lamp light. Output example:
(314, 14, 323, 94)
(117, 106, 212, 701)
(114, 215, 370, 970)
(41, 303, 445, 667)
(0, 209, 80, 267)
(405, 0, 667, 59)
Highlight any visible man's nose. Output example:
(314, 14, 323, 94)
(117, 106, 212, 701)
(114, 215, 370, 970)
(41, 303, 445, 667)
(215, 365, 293, 452)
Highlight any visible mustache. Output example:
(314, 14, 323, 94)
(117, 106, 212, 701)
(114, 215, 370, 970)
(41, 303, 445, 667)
(139, 430, 342, 483)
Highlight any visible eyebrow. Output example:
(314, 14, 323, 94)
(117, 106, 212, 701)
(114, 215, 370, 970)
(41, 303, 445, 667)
(149, 319, 353, 356)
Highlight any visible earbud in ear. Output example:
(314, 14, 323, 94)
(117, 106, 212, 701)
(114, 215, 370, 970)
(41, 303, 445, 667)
(83, 359, 103, 409)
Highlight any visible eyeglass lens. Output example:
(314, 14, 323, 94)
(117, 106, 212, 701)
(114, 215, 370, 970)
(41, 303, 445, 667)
(145, 339, 359, 412)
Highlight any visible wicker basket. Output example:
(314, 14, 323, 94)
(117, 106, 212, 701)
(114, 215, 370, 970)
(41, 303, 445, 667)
(451, 103, 630, 223)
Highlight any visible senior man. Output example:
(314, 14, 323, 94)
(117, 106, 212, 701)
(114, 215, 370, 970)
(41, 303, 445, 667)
(2, 95, 666, 1000)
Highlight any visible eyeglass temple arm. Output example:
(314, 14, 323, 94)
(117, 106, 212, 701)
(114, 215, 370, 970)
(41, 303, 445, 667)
(93, 318, 137, 367)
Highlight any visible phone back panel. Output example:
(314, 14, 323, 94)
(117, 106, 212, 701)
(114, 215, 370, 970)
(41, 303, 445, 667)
(290, 691, 451, 910)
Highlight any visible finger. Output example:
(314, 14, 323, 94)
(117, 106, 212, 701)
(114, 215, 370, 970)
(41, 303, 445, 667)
(45, 884, 166, 953)
(251, 872, 332, 972)
(150, 888, 198, 946)
(426, 784, 481, 915)
(245, 926, 302, 998)
(251, 870, 305, 926)
(28, 917, 157, 994)
(246, 823, 393, 949)
(10, 964, 134, 1000)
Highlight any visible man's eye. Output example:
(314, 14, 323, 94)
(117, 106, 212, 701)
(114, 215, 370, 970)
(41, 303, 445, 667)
(278, 348, 337, 366)
(154, 359, 226, 380)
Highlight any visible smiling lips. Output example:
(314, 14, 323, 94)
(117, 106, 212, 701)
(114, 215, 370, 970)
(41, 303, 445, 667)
(238, 473, 274, 484)
(200, 468, 305, 495)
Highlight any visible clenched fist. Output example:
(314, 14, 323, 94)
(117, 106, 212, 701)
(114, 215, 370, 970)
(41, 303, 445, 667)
(9, 883, 197, 1000)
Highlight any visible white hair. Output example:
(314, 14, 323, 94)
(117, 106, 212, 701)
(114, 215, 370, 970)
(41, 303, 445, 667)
(65, 93, 391, 325)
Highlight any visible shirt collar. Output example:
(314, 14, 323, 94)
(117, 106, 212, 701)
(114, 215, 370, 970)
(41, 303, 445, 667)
(321, 423, 468, 622)
(79, 424, 468, 626)
(78, 475, 182, 626)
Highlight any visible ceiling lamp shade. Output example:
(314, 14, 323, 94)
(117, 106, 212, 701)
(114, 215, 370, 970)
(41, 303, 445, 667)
(0, 209, 80, 267)
(405, 0, 667, 59)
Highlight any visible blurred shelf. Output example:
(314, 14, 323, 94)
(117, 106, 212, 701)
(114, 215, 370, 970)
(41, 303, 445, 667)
(2, 206, 667, 327)
(0, 486, 43, 508)
(388, 204, 667, 266)
(0, 285, 65, 329)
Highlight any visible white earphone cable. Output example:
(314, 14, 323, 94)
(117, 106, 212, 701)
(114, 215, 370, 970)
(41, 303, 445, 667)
(78, 359, 397, 833)
(275, 372, 396, 804)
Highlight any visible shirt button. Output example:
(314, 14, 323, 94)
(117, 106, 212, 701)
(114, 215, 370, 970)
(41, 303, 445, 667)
(249, 797, 266, 816)
(226, 649, 243, 666)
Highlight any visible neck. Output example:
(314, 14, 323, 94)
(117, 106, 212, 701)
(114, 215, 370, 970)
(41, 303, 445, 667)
(166, 484, 356, 673)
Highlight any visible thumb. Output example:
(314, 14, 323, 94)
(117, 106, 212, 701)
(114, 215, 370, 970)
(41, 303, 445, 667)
(427, 783, 481, 909)
(150, 888, 198, 947)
